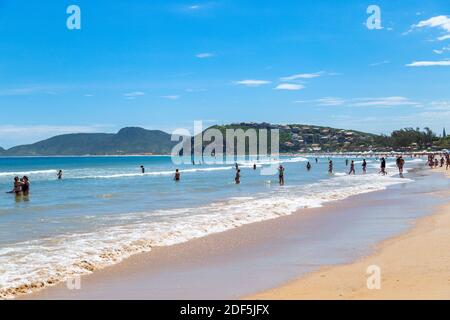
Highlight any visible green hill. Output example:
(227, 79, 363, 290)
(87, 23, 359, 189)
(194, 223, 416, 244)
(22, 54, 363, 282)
(4, 127, 177, 156)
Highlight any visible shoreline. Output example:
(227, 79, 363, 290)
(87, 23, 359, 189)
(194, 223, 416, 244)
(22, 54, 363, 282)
(248, 167, 450, 300)
(19, 165, 449, 299)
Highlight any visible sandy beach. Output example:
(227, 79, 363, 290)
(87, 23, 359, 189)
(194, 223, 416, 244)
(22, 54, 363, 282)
(249, 167, 450, 300)
(18, 165, 449, 300)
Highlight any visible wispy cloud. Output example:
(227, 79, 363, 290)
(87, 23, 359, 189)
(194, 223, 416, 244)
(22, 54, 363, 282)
(351, 97, 419, 107)
(406, 60, 450, 67)
(316, 97, 346, 106)
(161, 95, 180, 100)
(280, 72, 322, 81)
(274, 83, 305, 91)
(123, 91, 145, 99)
(196, 52, 215, 59)
(370, 60, 391, 67)
(295, 96, 418, 108)
(234, 80, 271, 87)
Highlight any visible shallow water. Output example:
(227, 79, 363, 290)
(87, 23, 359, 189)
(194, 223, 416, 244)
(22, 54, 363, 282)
(0, 155, 421, 297)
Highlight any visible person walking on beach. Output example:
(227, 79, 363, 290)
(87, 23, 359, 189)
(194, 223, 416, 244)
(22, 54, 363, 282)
(362, 159, 367, 174)
(235, 169, 241, 184)
(446, 154, 450, 170)
(348, 160, 355, 175)
(306, 162, 311, 171)
(140, 166, 145, 174)
(174, 169, 181, 182)
(278, 165, 285, 185)
(57, 170, 63, 180)
(328, 160, 333, 175)
(380, 157, 387, 175)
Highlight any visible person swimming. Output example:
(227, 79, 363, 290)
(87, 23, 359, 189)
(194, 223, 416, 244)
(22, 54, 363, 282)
(362, 159, 367, 174)
(306, 162, 311, 171)
(57, 170, 63, 180)
(235, 169, 241, 184)
(278, 165, 285, 185)
(174, 169, 181, 181)
(348, 160, 355, 175)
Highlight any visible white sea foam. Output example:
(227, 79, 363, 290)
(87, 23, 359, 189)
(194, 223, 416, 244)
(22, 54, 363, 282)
(0, 170, 411, 299)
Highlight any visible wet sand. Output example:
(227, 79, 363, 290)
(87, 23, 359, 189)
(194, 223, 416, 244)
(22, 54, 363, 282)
(23, 167, 450, 300)
(249, 167, 450, 300)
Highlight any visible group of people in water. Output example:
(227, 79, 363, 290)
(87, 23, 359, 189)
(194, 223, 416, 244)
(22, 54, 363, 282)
(427, 153, 450, 170)
(8, 153, 448, 197)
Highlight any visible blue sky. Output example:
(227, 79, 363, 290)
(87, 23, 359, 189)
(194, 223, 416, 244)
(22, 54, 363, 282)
(0, 0, 449, 147)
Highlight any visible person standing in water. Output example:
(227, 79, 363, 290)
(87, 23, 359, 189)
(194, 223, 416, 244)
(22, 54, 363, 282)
(328, 160, 333, 174)
(345, 159, 349, 166)
(362, 159, 367, 174)
(21, 176, 30, 196)
(235, 169, 241, 184)
(57, 170, 63, 180)
(140, 166, 145, 174)
(174, 169, 181, 181)
(10, 176, 22, 195)
(278, 165, 285, 185)
(396, 156, 405, 177)
(306, 162, 311, 171)
(253, 163, 257, 170)
(315, 158, 318, 163)
(348, 160, 355, 175)
(380, 157, 387, 175)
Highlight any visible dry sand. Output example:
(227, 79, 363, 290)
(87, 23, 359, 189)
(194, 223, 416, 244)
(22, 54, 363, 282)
(248, 167, 450, 300)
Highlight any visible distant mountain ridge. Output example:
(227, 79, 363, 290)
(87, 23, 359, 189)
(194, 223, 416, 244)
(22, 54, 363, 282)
(1, 123, 445, 156)
(1, 127, 177, 156)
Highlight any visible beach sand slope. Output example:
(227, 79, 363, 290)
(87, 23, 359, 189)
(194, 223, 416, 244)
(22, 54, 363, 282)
(249, 168, 450, 300)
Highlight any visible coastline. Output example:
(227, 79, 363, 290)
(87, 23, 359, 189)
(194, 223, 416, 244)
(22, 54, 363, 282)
(20, 165, 449, 300)
(248, 167, 450, 300)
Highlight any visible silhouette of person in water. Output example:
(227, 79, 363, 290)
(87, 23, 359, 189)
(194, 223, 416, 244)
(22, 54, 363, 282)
(362, 159, 367, 174)
(174, 169, 181, 181)
(328, 160, 333, 174)
(21, 176, 30, 196)
(57, 170, 63, 180)
(278, 165, 285, 185)
(140, 166, 145, 174)
(306, 162, 311, 171)
(235, 169, 241, 184)
(348, 161, 355, 175)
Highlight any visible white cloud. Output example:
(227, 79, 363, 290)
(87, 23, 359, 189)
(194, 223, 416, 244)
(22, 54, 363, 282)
(406, 60, 450, 67)
(438, 34, 450, 41)
(196, 52, 215, 58)
(410, 15, 450, 41)
(123, 91, 145, 99)
(189, 5, 201, 10)
(280, 72, 322, 81)
(274, 83, 305, 91)
(234, 80, 271, 87)
(413, 15, 450, 32)
(161, 95, 180, 100)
